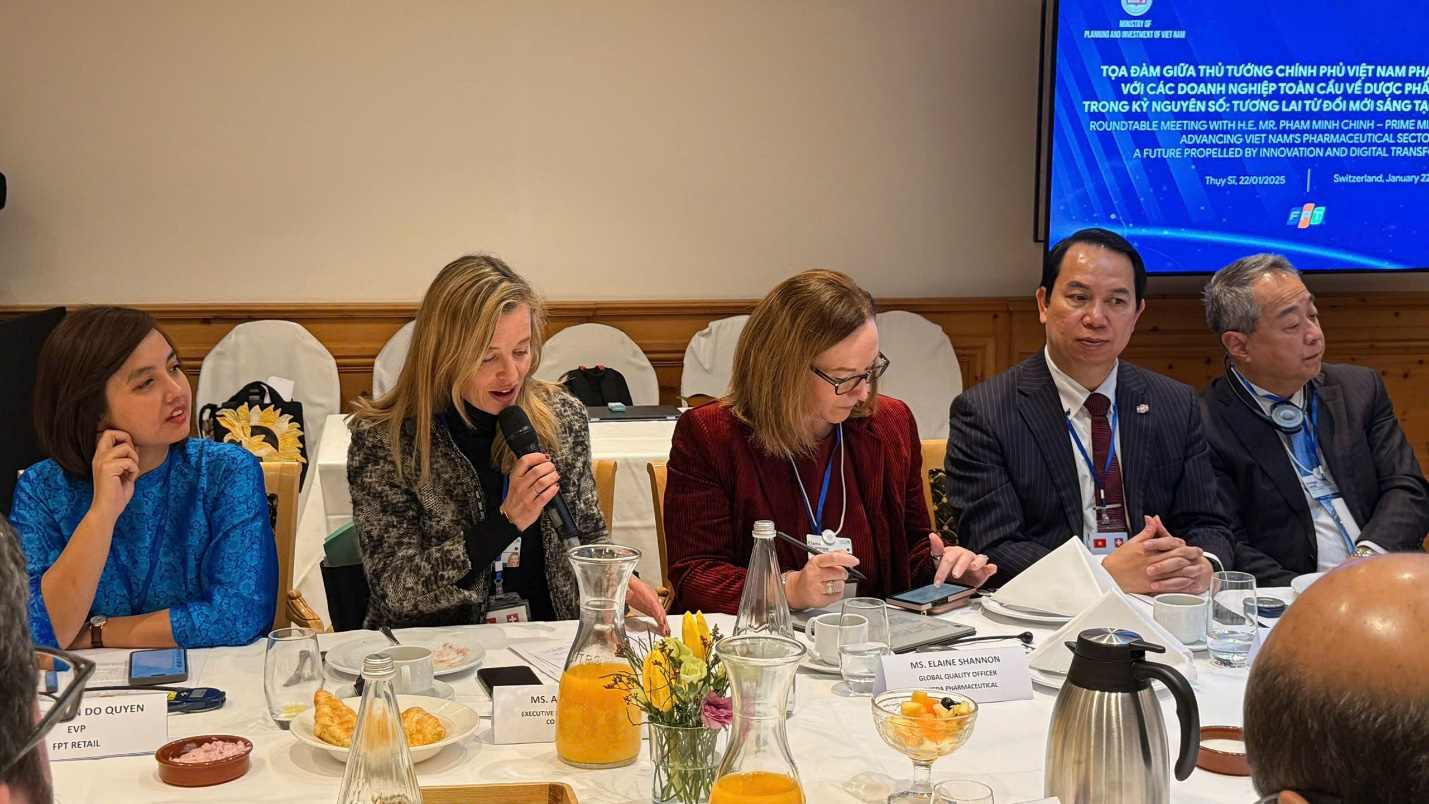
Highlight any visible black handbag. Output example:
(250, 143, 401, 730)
(198, 380, 310, 488)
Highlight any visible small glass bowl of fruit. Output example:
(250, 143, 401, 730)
(870, 689, 979, 802)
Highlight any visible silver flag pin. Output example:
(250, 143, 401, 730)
(1136, 403, 1149, 414)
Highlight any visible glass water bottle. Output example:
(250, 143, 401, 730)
(734, 520, 797, 714)
(555, 543, 644, 768)
(708, 634, 808, 804)
(337, 653, 422, 804)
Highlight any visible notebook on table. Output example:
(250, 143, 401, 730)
(792, 606, 974, 654)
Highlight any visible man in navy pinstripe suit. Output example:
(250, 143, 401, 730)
(945, 229, 1234, 594)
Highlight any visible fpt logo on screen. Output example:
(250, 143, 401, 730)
(1122, 0, 1153, 16)
(1286, 204, 1327, 228)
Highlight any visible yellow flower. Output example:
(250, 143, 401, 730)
(217, 404, 306, 465)
(642, 647, 675, 712)
(682, 611, 710, 661)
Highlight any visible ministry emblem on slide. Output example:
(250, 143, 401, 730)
(1121, 0, 1153, 16)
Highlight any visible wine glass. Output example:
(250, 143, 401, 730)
(264, 626, 323, 728)
(871, 689, 979, 803)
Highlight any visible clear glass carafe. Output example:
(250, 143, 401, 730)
(555, 543, 643, 768)
(709, 634, 807, 804)
(337, 653, 422, 804)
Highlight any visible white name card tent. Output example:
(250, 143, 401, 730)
(48, 693, 168, 761)
(874, 646, 1034, 704)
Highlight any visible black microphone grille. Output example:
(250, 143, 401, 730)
(496, 405, 541, 451)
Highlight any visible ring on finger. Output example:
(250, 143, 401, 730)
(823, 580, 838, 595)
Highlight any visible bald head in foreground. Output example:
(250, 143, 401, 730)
(1244, 554, 1429, 803)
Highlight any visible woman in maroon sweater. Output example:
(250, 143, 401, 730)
(665, 270, 996, 614)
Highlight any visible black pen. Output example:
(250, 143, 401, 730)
(773, 529, 868, 581)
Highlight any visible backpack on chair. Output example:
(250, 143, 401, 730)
(199, 380, 310, 488)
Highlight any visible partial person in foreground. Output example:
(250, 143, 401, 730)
(946, 228, 1233, 594)
(1199, 254, 1429, 586)
(664, 269, 995, 614)
(346, 255, 667, 631)
(10, 307, 277, 650)
(0, 521, 55, 804)
(1244, 553, 1429, 803)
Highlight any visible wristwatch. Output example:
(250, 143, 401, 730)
(88, 615, 108, 649)
(1352, 544, 1377, 558)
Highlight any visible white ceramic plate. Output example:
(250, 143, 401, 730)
(326, 635, 486, 677)
(290, 694, 478, 764)
(980, 596, 1074, 626)
(1290, 572, 1326, 596)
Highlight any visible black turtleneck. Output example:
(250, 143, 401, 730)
(445, 403, 555, 622)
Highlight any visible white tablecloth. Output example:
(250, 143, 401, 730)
(297, 415, 679, 624)
(49, 602, 1262, 804)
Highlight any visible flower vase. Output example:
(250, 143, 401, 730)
(649, 722, 722, 804)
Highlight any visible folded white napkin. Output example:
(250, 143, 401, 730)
(993, 538, 1118, 617)
(1028, 589, 1197, 682)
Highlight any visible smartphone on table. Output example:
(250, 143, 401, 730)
(887, 581, 977, 615)
(476, 665, 544, 696)
(127, 648, 189, 686)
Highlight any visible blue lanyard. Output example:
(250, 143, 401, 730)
(109, 458, 171, 616)
(796, 425, 841, 534)
(1066, 405, 1118, 493)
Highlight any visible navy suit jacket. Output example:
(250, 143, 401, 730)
(1200, 363, 1429, 585)
(945, 350, 1235, 582)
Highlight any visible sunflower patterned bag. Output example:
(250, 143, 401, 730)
(198, 380, 310, 488)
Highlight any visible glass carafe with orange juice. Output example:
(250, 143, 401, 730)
(709, 634, 807, 804)
(555, 543, 643, 768)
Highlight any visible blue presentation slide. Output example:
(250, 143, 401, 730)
(1047, 0, 1429, 273)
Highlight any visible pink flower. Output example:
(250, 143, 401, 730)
(701, 692, 733, 730)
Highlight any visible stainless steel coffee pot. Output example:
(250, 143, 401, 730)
(1044, 628, 1199, 804)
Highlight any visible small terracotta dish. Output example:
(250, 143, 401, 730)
(1197, 725, 1250, 776)
(155, 735, 253, 787)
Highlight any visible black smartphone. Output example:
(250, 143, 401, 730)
(128, 648, 189, 686)
(887, 581, 978, 614)
(476, 665, 544, 695)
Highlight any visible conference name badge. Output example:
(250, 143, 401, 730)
(873, 647, 1033, 704)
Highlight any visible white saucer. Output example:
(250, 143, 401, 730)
(800, 654, 841, 675)
(980, 596, 1073, 626)
(326, 635, 486, 677)
(1291, 572, 1326, 596)
(332, 679, 455, 700)
(1178, 639, 1208, 654)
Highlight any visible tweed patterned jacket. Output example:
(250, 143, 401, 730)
(347, 389, 608, 628)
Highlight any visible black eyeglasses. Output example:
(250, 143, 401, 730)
(811, 353, 890, 396)
(0, 647, 95, 779)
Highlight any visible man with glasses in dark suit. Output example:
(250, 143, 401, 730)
(1200, 254, 1429, 585)
(0, 519, 93, 804)
(946, 228, 1234, 593)
(1245, 554, 1429, 803)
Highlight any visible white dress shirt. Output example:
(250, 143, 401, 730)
(1241, 374, 1376, 569)
(1045, 351, 1123, 540)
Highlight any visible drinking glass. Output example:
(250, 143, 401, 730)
(264, 626, 323, 728)
(1207, 571, 1257, 668)
(838, 597, 891, 696)
(932, 780, 994, 804)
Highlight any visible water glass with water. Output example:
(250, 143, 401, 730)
(1207, 571, 1257, 668)
(264, 626, 323, 728)
(932, 779, 995, 803)
(837, 597, 891, 695)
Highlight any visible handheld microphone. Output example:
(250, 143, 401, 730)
(496, 405, 582, 548)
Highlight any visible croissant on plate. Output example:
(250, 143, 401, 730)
(313, 689, 357, 747)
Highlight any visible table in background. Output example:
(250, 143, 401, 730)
(298, 415, 679, 623)
(49, 602, 1261, 804)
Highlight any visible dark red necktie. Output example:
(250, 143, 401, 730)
(1084, 392, 1127, 532)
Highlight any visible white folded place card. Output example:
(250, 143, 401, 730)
(264, 375, 296, 401)
(993, 538, 1117, 617)
(491, 683, 560, 744)
(873, 647, 1033, 704)
(1028, 589, 1196, 681)
(48, 693, 168, 761)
